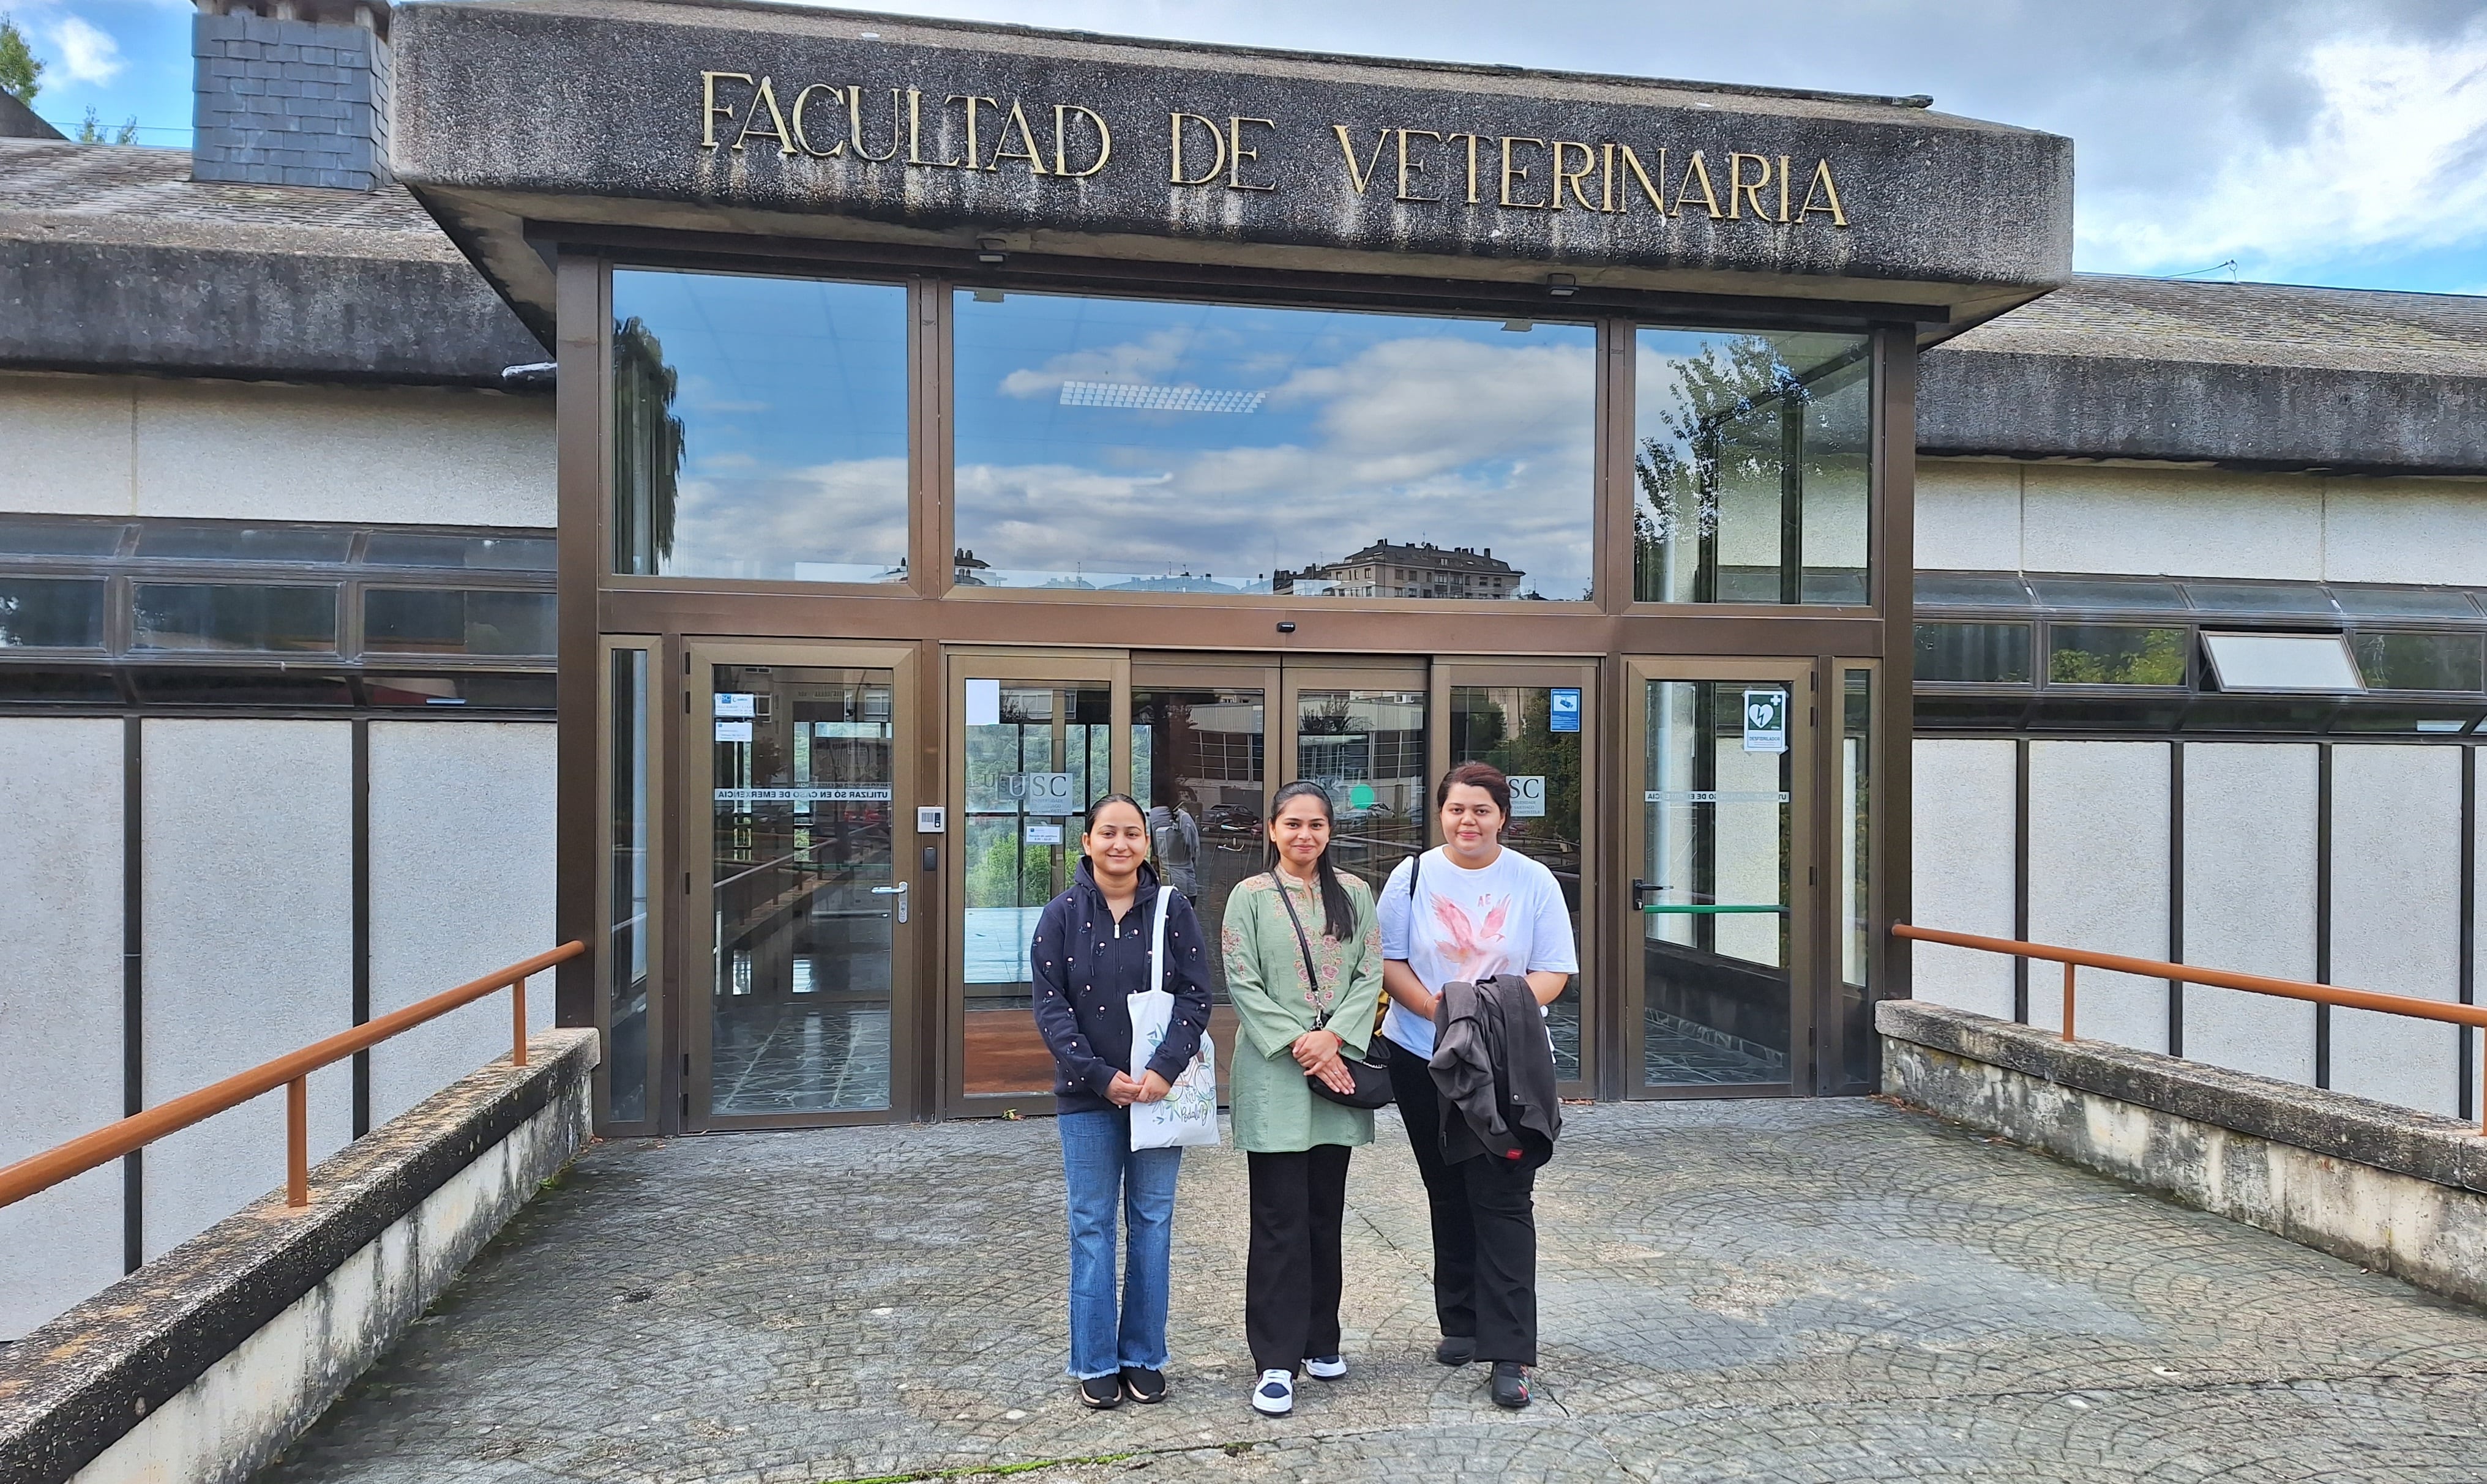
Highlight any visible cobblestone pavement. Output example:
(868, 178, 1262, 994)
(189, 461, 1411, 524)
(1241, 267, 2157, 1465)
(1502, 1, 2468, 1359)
(260, 1099, 2487, 1484)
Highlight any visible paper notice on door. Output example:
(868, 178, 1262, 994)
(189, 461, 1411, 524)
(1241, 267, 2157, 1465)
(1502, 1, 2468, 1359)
(1508, 774, 1547, 818)
(965, 677, 1002, 727)
(715, 719, 753, 743)
(1025, 822, 1064, 845)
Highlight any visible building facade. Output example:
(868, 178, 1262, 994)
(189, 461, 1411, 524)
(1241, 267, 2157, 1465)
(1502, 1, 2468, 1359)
(385, 0, 2078, 1135)
(10, 0, 2486, 1345)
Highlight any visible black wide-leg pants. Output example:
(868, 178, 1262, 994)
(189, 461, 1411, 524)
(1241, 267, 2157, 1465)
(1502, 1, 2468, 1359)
(1244, 1144, 1352, 1374)
(1383, 1035, 1540, 1367)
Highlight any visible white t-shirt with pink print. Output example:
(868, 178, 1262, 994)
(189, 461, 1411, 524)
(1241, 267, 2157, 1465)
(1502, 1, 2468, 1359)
(1376, 845, 1579, 1060)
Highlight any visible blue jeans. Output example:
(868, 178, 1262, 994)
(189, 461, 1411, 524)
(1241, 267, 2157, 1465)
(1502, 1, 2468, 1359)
(1058, 1107, 1183, 1379)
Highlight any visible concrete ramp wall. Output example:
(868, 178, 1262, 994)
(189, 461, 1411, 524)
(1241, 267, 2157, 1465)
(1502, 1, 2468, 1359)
(1881, 999, 2487, 1308)
(0, 1028, 597, 1484)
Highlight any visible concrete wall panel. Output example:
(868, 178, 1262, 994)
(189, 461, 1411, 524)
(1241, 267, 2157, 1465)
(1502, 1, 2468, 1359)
(1909, 739, 2018, 1020)
(0, 373, 135, 515)
(2027, 740, 2170, 1050)
(140, 720, 354, 1259)
(2322, 478, 2487, 587)
(2329, 745, 2463, 1116)
(2019, 464, 2325, 580)
(2180, 744, 2318, 1084)
(1913, 460, 2022, 572)
(0, 718, 127, 1338)
(366, 722, 558, 1126)
(130, 379, 553, 527)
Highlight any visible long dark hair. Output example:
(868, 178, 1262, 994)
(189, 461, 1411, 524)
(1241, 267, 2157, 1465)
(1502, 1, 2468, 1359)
(1268, 780, 1355, 939)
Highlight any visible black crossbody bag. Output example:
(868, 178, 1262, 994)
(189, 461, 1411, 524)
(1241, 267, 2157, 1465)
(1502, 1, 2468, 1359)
(1269, 871, 1395, 1109)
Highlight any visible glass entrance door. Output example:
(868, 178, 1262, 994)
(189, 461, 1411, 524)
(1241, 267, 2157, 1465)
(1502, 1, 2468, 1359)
(683, 641, 919, 1127)
(1623, 657, 1815, 1095)
(1283, 664, 1431, 898)
(948, 652, 1128, 1113)
(1434, 662, 1597, 1089)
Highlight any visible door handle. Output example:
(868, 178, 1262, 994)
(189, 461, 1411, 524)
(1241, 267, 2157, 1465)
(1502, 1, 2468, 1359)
(871, 882, 908, 923)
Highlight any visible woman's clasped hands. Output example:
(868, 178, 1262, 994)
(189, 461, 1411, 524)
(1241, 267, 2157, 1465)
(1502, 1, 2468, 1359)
(1106, 1070, 1173, 1106)
(1290, 1028, 1355, 1096)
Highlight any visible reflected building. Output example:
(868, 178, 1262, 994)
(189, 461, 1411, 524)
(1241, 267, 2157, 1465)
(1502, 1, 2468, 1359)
(1277, 542, 1525, 600)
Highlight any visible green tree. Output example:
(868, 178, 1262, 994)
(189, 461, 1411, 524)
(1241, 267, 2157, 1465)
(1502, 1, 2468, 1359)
(0, 12, 42, 105)
(73, 106, 140, 145)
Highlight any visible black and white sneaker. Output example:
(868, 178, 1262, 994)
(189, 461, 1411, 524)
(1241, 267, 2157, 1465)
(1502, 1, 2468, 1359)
(1251, 1368, 1294, 1415)
(1078, 1374, 1123, 1409)
(1120, 1366, 1167, 1404)
(1304, 1354, 1347, 1380)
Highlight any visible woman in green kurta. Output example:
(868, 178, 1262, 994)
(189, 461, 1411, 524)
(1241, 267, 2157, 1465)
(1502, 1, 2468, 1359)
(1221, 780, 1385, 1417)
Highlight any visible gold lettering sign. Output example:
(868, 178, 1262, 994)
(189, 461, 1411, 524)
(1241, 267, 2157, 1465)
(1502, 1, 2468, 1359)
(692, 72, 1857, 229)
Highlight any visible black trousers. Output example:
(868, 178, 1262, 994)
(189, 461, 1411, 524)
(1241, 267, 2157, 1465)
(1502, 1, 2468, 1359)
(1383, 1036, 1539, 1367)
(1244, 1144, 1352, 1373)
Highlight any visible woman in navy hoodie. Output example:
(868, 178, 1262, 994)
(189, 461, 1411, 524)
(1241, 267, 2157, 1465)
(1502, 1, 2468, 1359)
(1031, 792, 1214, 1409)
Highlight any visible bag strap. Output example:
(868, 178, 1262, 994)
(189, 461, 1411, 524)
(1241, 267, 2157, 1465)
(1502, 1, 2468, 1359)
(1268, 871, 1325, 1002)
(1150, 882, 1170, 997)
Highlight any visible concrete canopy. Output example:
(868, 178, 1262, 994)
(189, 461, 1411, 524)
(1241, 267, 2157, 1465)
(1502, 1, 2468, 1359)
(391, 0, 2073, 339)
(1922, 276, 2487, 477)
(0, 140, 546, 387)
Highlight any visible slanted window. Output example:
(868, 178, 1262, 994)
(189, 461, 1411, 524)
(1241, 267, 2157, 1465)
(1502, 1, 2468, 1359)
(1915, 621, 2031, 684)
(2047, 625, 2187, 687)
(2199, 632, 2363, 693)
(2352, 633, 2485, 693)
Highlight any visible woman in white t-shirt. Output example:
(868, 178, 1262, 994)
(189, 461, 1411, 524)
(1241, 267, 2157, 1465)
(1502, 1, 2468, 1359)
(1375, 760, 1577, 1411)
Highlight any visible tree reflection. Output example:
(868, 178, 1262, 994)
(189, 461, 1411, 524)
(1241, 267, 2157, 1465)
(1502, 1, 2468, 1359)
(612, 315, 684, 573)
(1632, 335, 1808, 603)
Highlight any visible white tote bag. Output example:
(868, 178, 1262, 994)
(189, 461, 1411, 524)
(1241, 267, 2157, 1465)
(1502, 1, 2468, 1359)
(1128, 886, 1219, 1149)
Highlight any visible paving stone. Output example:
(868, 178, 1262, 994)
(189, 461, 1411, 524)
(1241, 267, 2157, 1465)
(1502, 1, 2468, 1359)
(256, 1099, 2487, 1483)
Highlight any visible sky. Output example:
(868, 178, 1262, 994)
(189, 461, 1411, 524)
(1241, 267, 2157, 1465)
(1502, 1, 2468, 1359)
(13, 0, 2486, 291)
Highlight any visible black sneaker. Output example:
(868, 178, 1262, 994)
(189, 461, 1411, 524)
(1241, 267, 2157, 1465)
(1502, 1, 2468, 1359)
(1434, 1335, 1476, 1367)
(1490, 1361, 1531, 1409)
(1120, 1366, 1167, 1404)
(1079, 1374, 1123, 1409)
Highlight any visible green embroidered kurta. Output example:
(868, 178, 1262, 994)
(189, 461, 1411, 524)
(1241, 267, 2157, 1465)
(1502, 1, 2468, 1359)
(1221, 870, 1386, 1154)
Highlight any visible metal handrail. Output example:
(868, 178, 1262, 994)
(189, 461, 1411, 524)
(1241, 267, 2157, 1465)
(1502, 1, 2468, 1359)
(0, 941, 585, 1214)
(1892, 922, 2487, 1135)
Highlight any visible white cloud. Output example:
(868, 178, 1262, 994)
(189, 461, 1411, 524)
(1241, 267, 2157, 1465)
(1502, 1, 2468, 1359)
(998, 327, 1194, 399)
(46, 15, 124, 86)
(2081, 29, 2487, 274)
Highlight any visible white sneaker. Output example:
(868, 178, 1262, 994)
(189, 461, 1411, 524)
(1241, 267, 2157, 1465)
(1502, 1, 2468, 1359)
(1304, 1354, 1347, 1380)
(1252, 1368, 1295, 1415)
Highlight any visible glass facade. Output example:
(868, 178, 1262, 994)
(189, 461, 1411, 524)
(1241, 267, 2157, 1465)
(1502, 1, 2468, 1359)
(611, 269, 911, 583)
(578, 259, 1910, 1125)
(1633, 328, 1871, 605)
(952, 293, 1598, 599)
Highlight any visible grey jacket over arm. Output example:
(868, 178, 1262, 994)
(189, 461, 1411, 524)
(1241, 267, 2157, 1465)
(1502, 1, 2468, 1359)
(1427, 974, 1563, 1165)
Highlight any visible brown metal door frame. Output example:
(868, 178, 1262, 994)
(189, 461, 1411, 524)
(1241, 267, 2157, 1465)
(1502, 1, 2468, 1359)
(941, 646, 1130, 1119)
(679, 637, 924, 1130)
(1620, 654, 1819, 1099)
(1429, 657, 1603, 1097)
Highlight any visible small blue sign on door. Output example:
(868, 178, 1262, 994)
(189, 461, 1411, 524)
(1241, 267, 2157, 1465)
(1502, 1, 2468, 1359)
(1549, 688, 1581, 733)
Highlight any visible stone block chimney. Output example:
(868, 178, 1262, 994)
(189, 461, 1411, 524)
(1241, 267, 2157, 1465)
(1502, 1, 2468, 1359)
(191, 0, 391, 190)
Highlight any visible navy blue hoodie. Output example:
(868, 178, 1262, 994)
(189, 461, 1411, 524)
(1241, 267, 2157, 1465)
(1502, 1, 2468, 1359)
(1030, 859, 1213, 1115)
